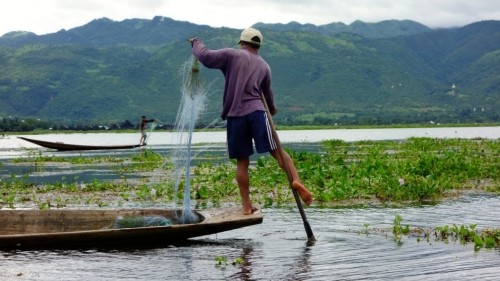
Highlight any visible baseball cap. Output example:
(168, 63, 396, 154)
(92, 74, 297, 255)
(239, 28, 263, 46)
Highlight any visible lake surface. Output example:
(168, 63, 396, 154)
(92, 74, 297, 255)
(2, 126, 499, 151)
(0, 127, 499, 280)
(1, 195, 500, 280)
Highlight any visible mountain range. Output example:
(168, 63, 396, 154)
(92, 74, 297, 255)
(0, 17, 498, 127)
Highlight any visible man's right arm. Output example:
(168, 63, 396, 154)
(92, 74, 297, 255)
(192, 40, 230, 69)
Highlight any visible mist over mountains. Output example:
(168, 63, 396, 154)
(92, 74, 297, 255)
(0, 17, 498, 127)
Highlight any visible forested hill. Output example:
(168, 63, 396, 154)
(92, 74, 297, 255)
(0, 17, 498, 128)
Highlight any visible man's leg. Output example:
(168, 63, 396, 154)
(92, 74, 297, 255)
(236, 157, 255, 215)
(270, 149, 313, 205)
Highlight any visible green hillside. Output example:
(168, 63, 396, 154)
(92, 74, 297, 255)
(0, 17, 498, 128)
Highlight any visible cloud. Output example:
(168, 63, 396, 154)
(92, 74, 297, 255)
(150, 0, 500, 29)
(1, 0, 499, 36)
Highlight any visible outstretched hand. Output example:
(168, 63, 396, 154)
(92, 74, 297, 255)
(187, 37, 198, 47)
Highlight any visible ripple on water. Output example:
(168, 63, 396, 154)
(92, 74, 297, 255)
(1, 194, 500, 280)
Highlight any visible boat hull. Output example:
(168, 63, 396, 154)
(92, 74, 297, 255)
(18, 136, 143, 151)
(0, 207, 263, 250)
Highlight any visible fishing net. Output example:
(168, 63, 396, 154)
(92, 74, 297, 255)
(144, 121, 157, 144)
(171, 56, 207, 224)
(112, 215, 173, 228)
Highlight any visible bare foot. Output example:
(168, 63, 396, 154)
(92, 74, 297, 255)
(243, 206, 258, 215)
(292, 181, 313, 206)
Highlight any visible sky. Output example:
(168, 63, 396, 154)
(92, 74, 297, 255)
(1, 0, 499, 36)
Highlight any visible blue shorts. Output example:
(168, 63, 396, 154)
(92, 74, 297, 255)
(226, 111, 277, 159)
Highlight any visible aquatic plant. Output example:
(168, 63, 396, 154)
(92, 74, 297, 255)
(130, 148, 166, 170)
(304, 137, 498, 204)
(214, 256, 228, 266)
(392, 214, 410, 245)
(434, 223, 500, 250)
(360, 223, 370, 235)
(38, 201, 51, 210)
(161, 137, 499, 208)
(1, 137, 497, 209)
(232, 257, 245, 266)
(213, 256, 246, 267)
(369, 215, 500, 252)
(12, 151, 125, 165)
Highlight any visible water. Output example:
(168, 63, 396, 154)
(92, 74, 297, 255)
(1, 195, 499, 280)
(0, 127, 499, 280)
(2, 126, 498, 151)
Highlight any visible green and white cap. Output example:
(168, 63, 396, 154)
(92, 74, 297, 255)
(239, 27, 263, 46)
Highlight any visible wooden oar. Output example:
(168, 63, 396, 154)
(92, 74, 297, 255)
(260, 93, 316, 242)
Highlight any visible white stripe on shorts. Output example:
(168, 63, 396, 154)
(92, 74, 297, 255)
(263, 112, 277, 150)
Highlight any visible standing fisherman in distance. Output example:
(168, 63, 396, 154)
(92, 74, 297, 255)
(189, 28, 313, 215)
(139, 115, 155, 145)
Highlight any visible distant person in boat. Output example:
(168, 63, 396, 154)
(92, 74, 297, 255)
(139, 115, 155, 145)
(189, 28, 313, 215)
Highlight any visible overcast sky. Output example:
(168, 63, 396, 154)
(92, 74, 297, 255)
(1, 0, 499, 36)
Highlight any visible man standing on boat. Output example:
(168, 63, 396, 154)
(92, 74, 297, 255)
(189, 28, 313, 215)
(139, 115, 154, 145)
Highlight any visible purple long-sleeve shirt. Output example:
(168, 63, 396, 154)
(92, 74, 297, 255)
(191, 39, 276, 120)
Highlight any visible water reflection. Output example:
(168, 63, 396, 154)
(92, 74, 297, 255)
(2, 195, 500, 280)
(228, 244, 254, 280)
(286, 243, 313, 281)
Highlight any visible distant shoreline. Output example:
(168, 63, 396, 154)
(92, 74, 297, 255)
(4, 122, 499, 136)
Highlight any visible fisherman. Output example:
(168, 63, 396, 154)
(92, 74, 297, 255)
(139, 115, 155, 145)
(189, 28, 313, 215)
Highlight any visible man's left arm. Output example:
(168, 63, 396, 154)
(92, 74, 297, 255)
(262, 74, 277, 115)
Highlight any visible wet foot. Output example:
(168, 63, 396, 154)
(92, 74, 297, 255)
(243, 206, 258, 215)
(292, 181, 313, 206)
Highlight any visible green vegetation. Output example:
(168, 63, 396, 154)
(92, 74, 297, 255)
(192, 137, 497, 207)
(0, 137, 497, 209)
(214, 256, 246, 267)
(12, 149, 125, 165)
(434, 224, 500, 251)
(372, 214, 500, 252)
(1, 149, 173, 208)
(214, 256, 228, 266)
(128, 148, 170, 171)
(392, 214, 410, 241)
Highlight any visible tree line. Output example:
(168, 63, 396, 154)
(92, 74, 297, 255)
(2, 108, 497, 133)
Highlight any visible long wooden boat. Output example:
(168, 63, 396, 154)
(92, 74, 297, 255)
(18, 136, 143, 151)
(0, 206, 263, 250)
